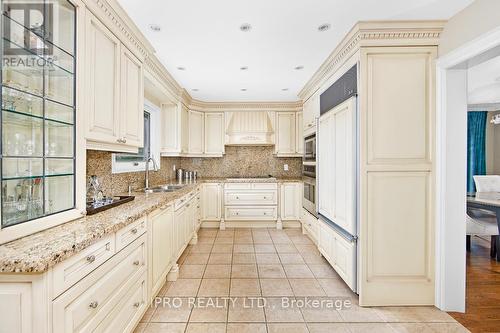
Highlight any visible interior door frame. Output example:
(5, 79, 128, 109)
(435, 26, 500, 312)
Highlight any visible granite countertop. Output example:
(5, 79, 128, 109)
(0, 177, 302, 274)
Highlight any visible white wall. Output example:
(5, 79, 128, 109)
(439, 0, 500, 56)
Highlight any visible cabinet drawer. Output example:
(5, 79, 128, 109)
(225, 183, 252, 190)
(52, 236, 146, 333)
(51, 234, 115, 298)
(225, 206, 277, 221)
(252, 183, 277, 190)
(115, 217, 146, 251)
(94, 272, 147, 333)
(225, 190, 277, 205)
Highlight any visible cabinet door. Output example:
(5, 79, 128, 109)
(0, 283, 33, 333)
(276, 112, 296, 155)
(120, 47, 144, 147)
(318, 112, 335, 219)
(204, 112, 224, 155)
(161, 103, 181, 153)
(201, 183, 222, 221)
(150, 207, 173, 296)
(280, 183, 301, 220)
(180, 106, 189, 153)
(188, 110, 204, 154)
(85, 10, 121, 144)
(296, 111, 304, 154)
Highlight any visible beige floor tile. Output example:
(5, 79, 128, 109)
(317, 279, 355, 297)
(133, 322, 147, 333)
(231, 264, 258, 278)
(279, 253, 306, 264)
(275, 244, 298, 253)
(290, 236, 314, 245)
(230, 278, 261, 296)
(184, 253, 210, 265)
(307, 323, 351, 333)
(165, 279, 201, 297)
(347, 323, 396, 333)
(198, 237, 216, 245)
(301, 252, 328, 265)
(226, 323, 267, 333)
(199, 229, 218, 237)
(218, 230, 235, 238)
(267, 323, 309, 333)
(208, 253, 233, 264)
(143, 323, 186, 333)
(295, 244, 321, 255)
(228, 297, 266, 322)
(374, 307, 456, 323)
(253, 237, 274, 244)
(254, 244, 277, 253)
(214, 237, 234, 244)
(256, 253, 281, 264)
(264, 297, 304, 322)
(189, 244, 213, 254)
(234, 236, 253, 244)
(150, 297, 193, 322)
(203, 264, 231, 278)
(211, 244, 233, 253)
(299, 300, 343, 322)
(308, 264, 339, 278)
(177, 251, 190, 265)
(271, 237, 293, 245)
(234, 244, 255, 253)
(197, 279, 230, 296)
(284, 229, 304, 236)
(179, 265, 206, 279)
(189, 300, 228, 323)
(389, 323, 434, 332)
(260, 279, 294, 296)
(185, 323, 226, 333)
(283, 264, 315, 278)
(338, 304, 385, 322)
(289, 279, 326, 296)
(157, 281, 173, 296)
(140, 304, 156, 322)
(258, 264, 286, 278)
(426, 323, 470, 332)
(233, 253, 257, 264)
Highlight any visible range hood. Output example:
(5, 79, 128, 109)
(225, 111, 275, 146)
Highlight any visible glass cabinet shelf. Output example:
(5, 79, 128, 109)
(1, 0, 76, 228)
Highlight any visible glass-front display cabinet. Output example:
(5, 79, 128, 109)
(1, 0, 76, 228)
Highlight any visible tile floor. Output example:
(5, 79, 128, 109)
(134, 228, 469, 333)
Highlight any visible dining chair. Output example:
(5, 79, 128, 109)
(473, 175, 500, 192)
(466, 213, 499, 258)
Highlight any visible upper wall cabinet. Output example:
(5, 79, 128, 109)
(85, 10, 143, 153)
(205, 113, 225, 156)
(303, 93, 319, 135)
(188, 110, 204, 155)
(275, 112, 301, 157)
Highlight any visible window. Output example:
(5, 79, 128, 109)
(112, 101, 160, 173)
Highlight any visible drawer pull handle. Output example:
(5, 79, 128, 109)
(105, 243, 111, 251)
(197, 206, 199, 209)
(263, 212, 267, 215)
(236, 212, 239, 215)
(264, 197, 267, 199)
(89, 301, 99, 309)
(236, 196, 239, 199)
(133, 302, 141, 308)
(186, 204, 190, 208)
(133, 260, 140, 266)
(86, 255, 96, 263)
(131, 228, 138, 234)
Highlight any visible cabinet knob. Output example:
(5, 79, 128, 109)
(236, 196, 239, 199)
(89, 301, 99, 309)
(133, 302, 141, 308)
(86, 255, 96, 263)
(131, 228, 138, 234)
(122, 137, 127, 143)
(263, 197, 267, 199)
(133, 260, 140, 266)
(236, 212, 239, 215)
(263, 212, 267, 215)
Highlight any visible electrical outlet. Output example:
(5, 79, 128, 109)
(284, 164, 289, 171)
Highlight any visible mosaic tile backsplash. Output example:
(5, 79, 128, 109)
(86, 146, 302, 196)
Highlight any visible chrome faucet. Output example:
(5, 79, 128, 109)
(145, 153, 159, 189)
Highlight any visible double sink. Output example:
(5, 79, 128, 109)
(140, 184, 186, 193)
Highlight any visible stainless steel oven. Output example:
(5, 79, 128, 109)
(303, 176, 317, 217)
(304, 133, 316, 162)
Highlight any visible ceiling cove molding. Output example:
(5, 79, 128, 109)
(144, 55, 185, 100)
(188, 100, 303, 112)
(86, 0, 155, 60)
(298, 20, 446, 101)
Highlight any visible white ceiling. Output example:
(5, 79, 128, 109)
(468, 54, 500, 105)
(118, 0, 472, 102)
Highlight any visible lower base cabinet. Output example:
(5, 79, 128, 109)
(301, 208, 318, 244)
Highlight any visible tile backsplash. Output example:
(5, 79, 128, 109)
(86, 146, 302, 196)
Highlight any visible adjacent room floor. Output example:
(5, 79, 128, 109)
(449, 236, 500, 332)
(135, 228, 467, 333)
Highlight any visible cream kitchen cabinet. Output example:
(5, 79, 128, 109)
(148, 205, 174, 299)
(296, 111, 304, 155)
(275, 112, 297, 156)
(201, 183, 222, 221)
(85, 10, 144, 153)
(301, 208, 318, 244)
(280, 182, 302, 221)
(303, 92, 319, 136)
(204, 112, 225, 156)
(188, 110, 205, 155)
(161, 102, 189, 155)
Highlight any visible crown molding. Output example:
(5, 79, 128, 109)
(188, 100, 303, 112)
(298, 20, 446, 101)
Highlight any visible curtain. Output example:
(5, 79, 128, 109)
(467, 111, 488, 192)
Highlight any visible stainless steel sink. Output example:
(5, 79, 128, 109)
(139, 184, 185, 193)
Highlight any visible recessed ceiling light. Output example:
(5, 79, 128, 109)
(282, 88, 289, 91)
(149, 24, 161, 32)
(192, 88, 199, 92)
(240, 23, 252, 32)
(240, 88, 247, 92)
(240, 66, 248, 71)
(294, 66, 304, 70)
(177, 66, 186, 71)
(318, 23, 331, 32)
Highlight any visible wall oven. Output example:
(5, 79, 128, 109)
(304, 134, 316, 162)
(303, 175, 317, 217)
